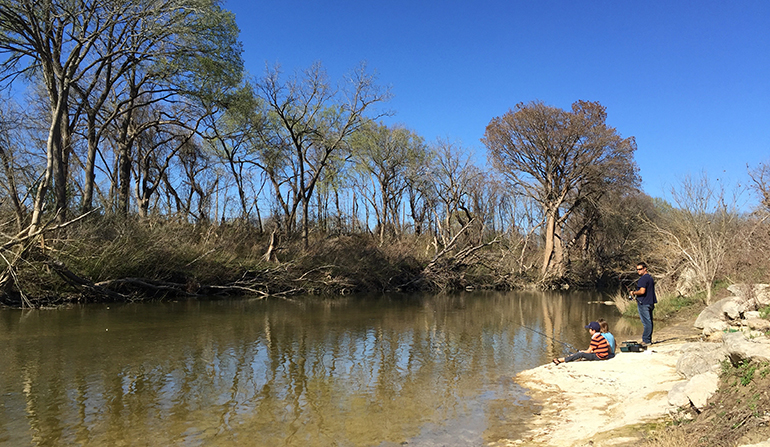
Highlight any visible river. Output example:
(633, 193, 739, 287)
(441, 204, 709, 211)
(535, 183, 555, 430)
(0, 291, 640, 446)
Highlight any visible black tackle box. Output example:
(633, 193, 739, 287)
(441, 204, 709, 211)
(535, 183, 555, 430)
(620, 341, 647, 352)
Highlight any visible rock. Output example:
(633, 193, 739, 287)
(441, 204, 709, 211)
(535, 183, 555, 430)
(676, 342, 728, 379)
(745, 311, 762, 319)
(695, 296, 740, 328)
(737, 439, 770, 447)
(702, 319, 731, 335)
(676, 267, 699, 297)
(668, 381, 690, 407)
(723, 332, 770, 363)
(728, 284, 770, 307)
(706, 332, 725, 342)
(513, 342, 685, 446)
(746, 318, 770, 331)
(694, 298, 725, 329)
(723, 299, 744, 320)
(694, 295, 766, 335)
(683, 371, 719, 410)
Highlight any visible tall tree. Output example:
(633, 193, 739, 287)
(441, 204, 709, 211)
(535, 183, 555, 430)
(202, 83, 263, 222)
(403, 148, 434, 237)
(255, 62, 389, 248)
(350, 122, 426, 244)
(429, 139, 480, 247)
(104, 0, 242, 217)
(483, 100, 638, 281)
(0, 0, 96, 230)
(0, 0, 243, 227)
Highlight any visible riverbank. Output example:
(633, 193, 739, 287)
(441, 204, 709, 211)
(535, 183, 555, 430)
(505, 299, 770, 447)
(505, 320, 703, 447)
(0, 220, 528, 308)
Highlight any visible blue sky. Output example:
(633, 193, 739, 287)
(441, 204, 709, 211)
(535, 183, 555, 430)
(224, 0, 770, 204)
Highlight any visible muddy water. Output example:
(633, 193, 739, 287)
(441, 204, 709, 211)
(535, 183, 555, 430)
(0, 291, 638, 446)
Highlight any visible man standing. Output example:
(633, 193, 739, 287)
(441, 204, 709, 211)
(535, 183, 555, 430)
(629, 262, 657, 345)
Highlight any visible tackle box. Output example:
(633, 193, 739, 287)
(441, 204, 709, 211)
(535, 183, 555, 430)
(620, 341, 647, 352)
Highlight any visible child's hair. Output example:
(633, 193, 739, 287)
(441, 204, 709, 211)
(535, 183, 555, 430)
(597, 318, 609, 333)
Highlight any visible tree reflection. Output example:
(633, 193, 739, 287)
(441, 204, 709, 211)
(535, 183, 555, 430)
(0, 291, 628, 446)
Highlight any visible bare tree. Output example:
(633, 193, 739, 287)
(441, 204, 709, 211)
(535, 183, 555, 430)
(0, 100, 36, 231)
(404, 159, 434, 237)
(429, 139, 480, 247)
(350, 122, 426, 244)
(648, 173, 741, 303)
(175, 140, 218, 222)
(749, 161, 770, 212)
(201, 84, 264, 221)
(254, 62, 389, 248)
(132, 105, 200, 218)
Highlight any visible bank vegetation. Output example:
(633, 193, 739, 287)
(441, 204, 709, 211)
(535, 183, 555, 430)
(1, 0, 769, 308)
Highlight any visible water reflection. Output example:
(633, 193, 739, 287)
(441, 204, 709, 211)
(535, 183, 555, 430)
(0, 291, 637, 446)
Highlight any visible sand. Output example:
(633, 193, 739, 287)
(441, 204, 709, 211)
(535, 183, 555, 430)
(505, 340, 687, 446)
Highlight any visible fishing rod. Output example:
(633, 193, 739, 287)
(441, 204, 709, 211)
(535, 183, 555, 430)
(619, 272, 641, 302)
(618, 272, 636, 291)
(510, 320, 579, 352)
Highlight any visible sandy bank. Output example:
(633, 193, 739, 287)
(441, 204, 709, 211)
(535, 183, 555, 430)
(509, 340, 687, 446)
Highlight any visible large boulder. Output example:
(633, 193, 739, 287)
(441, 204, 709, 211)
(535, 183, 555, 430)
(683, 371, 720, 410)
(723, 332, 770, 363)
(723, 299, 747, 320)
(694, 298, 725, 329)
(668, 381, 690, 407)
(676, 342, 728, 379)
(694, 297, 737, 334)
(747, 318, 770, 331)
(694, 293, 767, 335)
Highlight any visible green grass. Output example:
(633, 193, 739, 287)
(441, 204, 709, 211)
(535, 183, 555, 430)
(626, 281, 729, 321)
(618, 290, 700, 319)
(656, 294, 698, 315)
(722, 360, 770, 387)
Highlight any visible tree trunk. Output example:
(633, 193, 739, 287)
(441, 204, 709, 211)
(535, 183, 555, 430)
(255, 201, 263, 234)
(117, 138, 133, 216)
(302, 196, 310, 249)
(335, 189, 343, 234)
(541, 211, 556, 277)
(29, 96, 67, 235)
(53, 111, 71, 223)
(0, 145, 25, 232)
(541, 208, 565, 279)
(81, 111, 98, 213)
(263, 228, 279, 262)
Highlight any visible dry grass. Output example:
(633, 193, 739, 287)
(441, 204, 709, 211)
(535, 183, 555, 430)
(642, 428, 699, 447)
(3, 207, 770, 307)
(611, 289, 634, 314)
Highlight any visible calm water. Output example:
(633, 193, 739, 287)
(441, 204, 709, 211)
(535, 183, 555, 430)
(0, 291, 640, 446)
